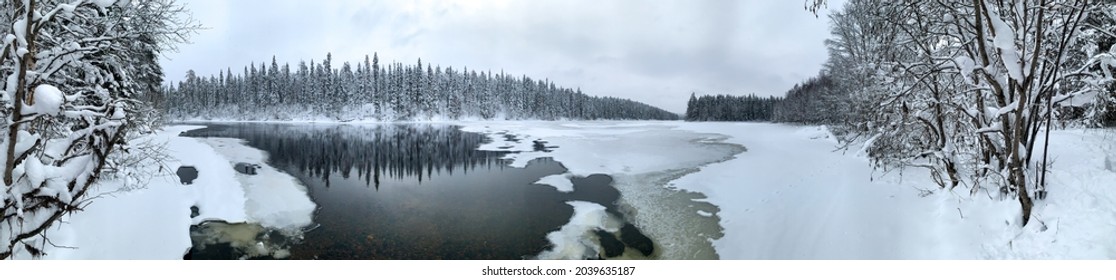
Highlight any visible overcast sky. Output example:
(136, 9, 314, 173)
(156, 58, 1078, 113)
(159, 0, 841, 114)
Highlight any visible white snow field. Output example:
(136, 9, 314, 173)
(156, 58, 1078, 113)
(17, 121, 1116, 259)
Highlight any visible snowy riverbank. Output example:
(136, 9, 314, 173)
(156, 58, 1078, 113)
(672, 123, 1116, 259)
(31, 126, 315, 259)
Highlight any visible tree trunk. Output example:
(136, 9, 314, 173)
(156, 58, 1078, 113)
(4, 0, 36, 186)
(1018, 181, 1034, 226)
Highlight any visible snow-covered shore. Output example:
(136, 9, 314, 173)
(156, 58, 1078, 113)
(32, 126, 315, 259)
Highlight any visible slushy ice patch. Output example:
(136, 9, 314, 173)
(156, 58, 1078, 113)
(535, 201, 623, 259)
(534, 174, 659, 260)
(187, 221, 303, 259)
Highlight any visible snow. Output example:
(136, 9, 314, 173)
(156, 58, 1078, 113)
(976, 122, 1003, 134)
(110, 103, 126, 120)
(23, 157, 46, 195)
(534, 173, 574, 192)
(13, 19, 27, 47)
(1098, 52, 1116, 79)
(91, 0, 117, 8)
(170, 127, 249, 224)
(535, 201, 623, 260)
(13, 130, 39, 159)
(196, 137, 315, 231)
(460, 122, 735, 176)
(954, 56, 975, 80)
(58, 3, 77, 15)
(987, 5, 1024, 81)
(20, 84, 65, 116)
(667, 123, 941, 259)
(26, 125, 316, 259)
(996, 100, 1019, 116)
(1058, 90, 1099, 107)
(999, 129, 1116, 258)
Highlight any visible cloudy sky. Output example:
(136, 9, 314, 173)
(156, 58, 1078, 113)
(159, 0, 841, 114)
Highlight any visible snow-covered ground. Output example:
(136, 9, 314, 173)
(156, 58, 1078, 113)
(19, 121, 1116, 259)
(31, 126, 315, 260)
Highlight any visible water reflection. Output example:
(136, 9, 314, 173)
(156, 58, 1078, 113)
(182, 123, 511, 189)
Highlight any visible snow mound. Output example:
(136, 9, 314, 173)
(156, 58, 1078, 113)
(22, 84, 66, 116)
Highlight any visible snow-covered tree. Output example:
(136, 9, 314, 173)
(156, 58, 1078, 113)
(0, 0, 197, 259)
(817, 0, 1115, 225)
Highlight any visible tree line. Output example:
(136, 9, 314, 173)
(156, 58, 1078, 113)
(163, 54, 678, 121)
(683, 74, 845, 124)
(684, 93, 780, 122)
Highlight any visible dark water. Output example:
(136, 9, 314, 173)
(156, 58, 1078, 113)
(181, 123, 651, 260)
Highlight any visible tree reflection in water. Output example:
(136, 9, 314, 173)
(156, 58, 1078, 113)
(182, 123, 511, 189)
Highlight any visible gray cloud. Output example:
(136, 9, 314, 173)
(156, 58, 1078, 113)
(160, 0, 840, 114)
